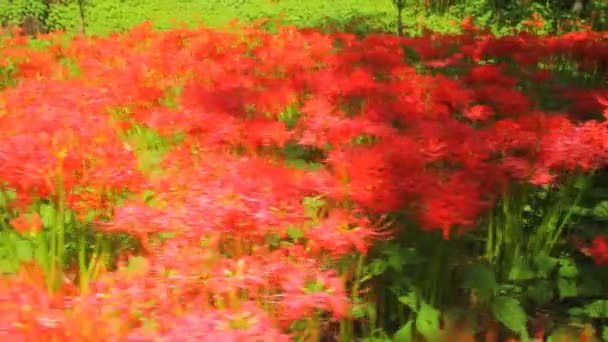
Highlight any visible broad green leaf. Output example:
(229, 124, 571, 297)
(15, 240, 33, 261)
(491, 296, 527, 334)
(557, 278, 577, 299)
(526, 280, 554, 306)
(593, 201, 608, 219)
(393, 321, 414, 342)
(0, 259, 15, 274)
(508, 258, 535, 281)
(388, 253, 405, 271)
(398, 292, 418, 312)
(416, 302, 441, 341)
(533, 252, 557, 278)
(582, 300, 608, 318)
(462, 263, 497, 302)
(558, 257, 579, 278)
(39, 204, 55, 228)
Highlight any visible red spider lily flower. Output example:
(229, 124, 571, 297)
(3, 20, 608, 341)
(9, 212, 43, 235)
(278, 269, 349, 322)
(156, 303, 291, 342)
(580, 236, 608, 265)
(306, 209, 392, 257)
(463, 104, 494, 122)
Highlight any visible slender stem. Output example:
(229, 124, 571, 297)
(485, 208, 495, 263)
(547, 179, 586, 253)
(37, 230, 50, 275)
(49, 209, 57, 290)
(48, 158, 66, 292)
(78, 226, 89, 293)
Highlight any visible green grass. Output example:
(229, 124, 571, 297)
(4, 0, 607, 37)
(47, 0, 398, 35)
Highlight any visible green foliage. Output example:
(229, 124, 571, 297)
(42, 0, 395, 36)
(3, 0, 606, 37)
(491, 296, 527, 335)
(0, 0, 48, 26)
(462, 263, 498, 302)
(415, 302, 442, 341)
(393, 320, 414, 342)
(2, 0, 608, 340)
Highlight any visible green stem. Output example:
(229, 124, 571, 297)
(50, 175, 66, 292)
(340, 254, 366, 342)
(485, 208, 495, 263)
(49, 213, 57, 290)
(77, 227, 89, 293)
(36, 230, 50, 275)
(546, 178, 586, 253)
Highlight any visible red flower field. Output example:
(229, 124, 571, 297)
(0, 19, 607, 340)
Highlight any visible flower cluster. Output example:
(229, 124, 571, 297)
(0, 19, 607, 339)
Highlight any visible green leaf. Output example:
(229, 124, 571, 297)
(491, 296, 527, 334)
(416, 302, 442, 341)
(0, 189, 16, 207)
(508, 258, 536, 281)
(570, 205, 593, 217)
(462, 263, 497, 302)
(592, 201, 608, 219)
(582, 300, 608, 318)
(350, 303, 367, 319)
(361, 259, 388, 282)
(558, 257, 579, 278)
(34, 233, 49, 273)
(548, 326, 587, 341)
(398, 247, 426, 266)
(393, 321, 414, 342)
(15, 240, 33, 261)
(527, 280, 554, 306)
(286, 226, 303, 241)
(557, 278, 577, 299)
(82, 209, 98, 223)
(388, 252, 405, 271)
(398, 292, 419, 312)
(0, 258, 15, 274)
(574, 174, 591, 190)
(39, 203, 55, 228)
(533, 252, 558, 278)
(568, 307, 587, 318)
(122, 256, 150, 277)
(141, 190, 157, 204)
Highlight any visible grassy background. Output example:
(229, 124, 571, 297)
(3, 0, 396, 35)
(3, 0, 606, 37)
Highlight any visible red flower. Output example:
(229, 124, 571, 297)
(9, 213, 43, 235)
